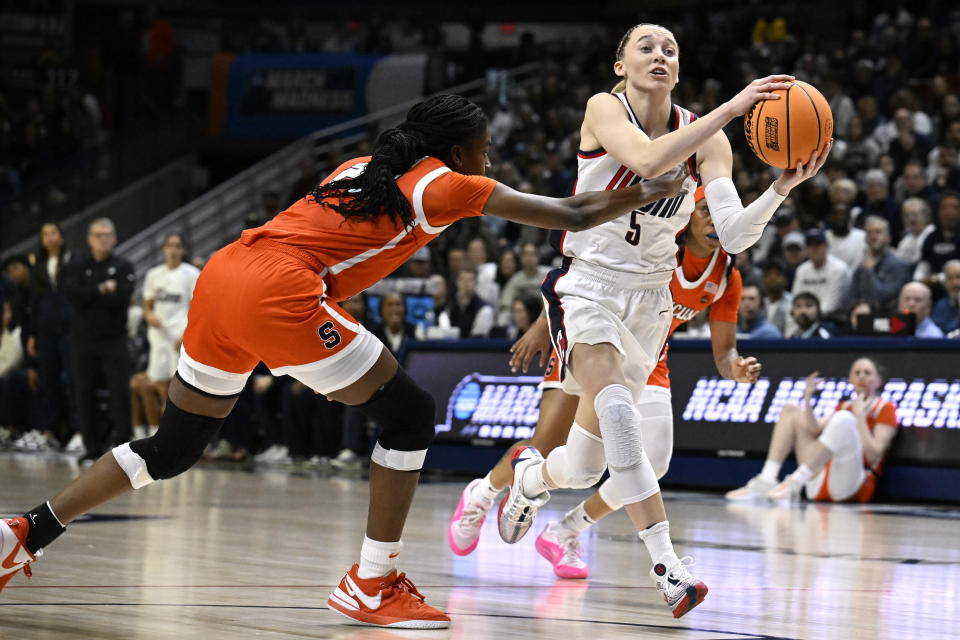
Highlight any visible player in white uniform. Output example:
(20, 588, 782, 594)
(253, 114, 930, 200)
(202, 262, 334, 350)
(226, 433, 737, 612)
(492, 23, 831, 618)
(131, 234, 200, 439)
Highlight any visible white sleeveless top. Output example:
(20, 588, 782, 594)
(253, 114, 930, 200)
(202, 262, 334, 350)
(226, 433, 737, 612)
(555, 93, 700, 276)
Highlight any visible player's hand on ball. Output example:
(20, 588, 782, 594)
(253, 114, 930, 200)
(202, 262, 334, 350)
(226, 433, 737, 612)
(773, 139, 833, 195)
(733, 356, 761, 383)
(726, 75, 795, 116)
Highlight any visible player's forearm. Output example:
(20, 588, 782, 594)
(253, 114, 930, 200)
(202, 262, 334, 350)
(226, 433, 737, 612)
(706, 179, 786, 254)
(714, 348, 739, 380)
(632, 104, 737, 178)
(566, 180, 677, 230)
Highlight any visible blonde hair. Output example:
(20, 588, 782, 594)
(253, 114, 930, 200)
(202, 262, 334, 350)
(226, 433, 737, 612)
(612, 23, 676, 93)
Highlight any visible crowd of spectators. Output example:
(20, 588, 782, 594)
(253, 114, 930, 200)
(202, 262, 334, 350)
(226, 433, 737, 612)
(2, 5, 960, 466)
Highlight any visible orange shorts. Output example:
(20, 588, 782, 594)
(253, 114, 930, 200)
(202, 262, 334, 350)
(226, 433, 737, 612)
(809, 461, 877, 503)
(177, 239, 382, 396)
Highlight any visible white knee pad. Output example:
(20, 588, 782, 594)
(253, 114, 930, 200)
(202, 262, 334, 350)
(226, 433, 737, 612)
(637, 387, 673, 479)
(112, 443, 156, 490)
(545, 422, 607, 489)
(818, 410, 859, 457)
(594, 384, 660, 504)
(597, 477, 623, 511)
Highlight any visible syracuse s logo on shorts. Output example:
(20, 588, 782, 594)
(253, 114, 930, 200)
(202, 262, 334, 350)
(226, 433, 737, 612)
(318, 321, 342, 349)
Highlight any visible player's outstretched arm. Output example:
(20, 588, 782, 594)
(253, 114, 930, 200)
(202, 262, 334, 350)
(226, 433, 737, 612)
(483, 165, 686, 231)
(698, 133, 832, 254)
(587, 75, 795, 180)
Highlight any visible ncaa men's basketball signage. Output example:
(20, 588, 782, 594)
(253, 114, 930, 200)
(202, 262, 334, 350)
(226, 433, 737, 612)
(208, 53, 427, 137)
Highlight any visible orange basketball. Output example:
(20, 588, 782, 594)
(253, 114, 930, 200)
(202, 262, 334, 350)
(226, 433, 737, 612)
(744, 80, 833, 170)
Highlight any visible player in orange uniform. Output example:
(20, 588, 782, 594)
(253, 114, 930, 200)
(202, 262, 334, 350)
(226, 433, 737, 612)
(449, 187, 761, 580)
(0, 95, 687, 629)
(727, 357, 897, 503)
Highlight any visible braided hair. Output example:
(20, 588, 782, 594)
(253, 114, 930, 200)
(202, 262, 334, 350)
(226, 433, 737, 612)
(310, 94, 487, 230)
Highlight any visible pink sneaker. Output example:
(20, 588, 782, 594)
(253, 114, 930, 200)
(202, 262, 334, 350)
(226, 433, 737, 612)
(535, 523, 588, 579)
(447, 479, 494, 556)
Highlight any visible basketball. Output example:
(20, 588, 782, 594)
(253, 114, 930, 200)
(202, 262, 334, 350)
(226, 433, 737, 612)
(744, 80, 833, 170)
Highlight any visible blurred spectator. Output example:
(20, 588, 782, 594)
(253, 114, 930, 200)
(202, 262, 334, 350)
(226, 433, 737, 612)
(402, 247, 432, 279)
(792, 228, 850, 318)
(916, 191, 960, 279)
(737, 284, 782, 339)
(132, 233, 200, 439)
(467, 237, 498, 305)
(762, 261, 792, 335)
(848, 217, 913, 312)
(26, 222, 76, 450)
(371, 292, 416, 354)
(62, 218, 136, 461)
(787, 292, 832, 339)
(931, 259, 960, 334)
(440, 268, 494, 338)
(898, 281, 943, 338)
(781, 230, 807, 287)
(2, 256, 32, 334)
(333, 293, 374, 470)
(896, 197, 935, 266)
(0, 301, 30, 435)
(734, 247, 764, 290)
(853, 169, 900, 236)
(498, 242, 550, 324)
(826, 202, 866, 269)
(896, 161, 939, 213)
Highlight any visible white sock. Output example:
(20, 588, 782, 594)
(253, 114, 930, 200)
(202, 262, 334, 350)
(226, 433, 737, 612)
(760, 460, 782, 484)
(472, 472, 502, 502)
(558, 502, 595, 535)
(638, 521, 678, 566)
(790, 464, 814, 486)
(358, 536, 402, 579)
(521, 459, 551, 498)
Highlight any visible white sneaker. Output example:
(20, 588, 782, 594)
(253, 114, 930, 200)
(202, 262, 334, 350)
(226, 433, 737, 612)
(331, 448, 361, 470)
(650, 555, 708, 618)
(13, 430, 55, 452)
(64, 433, 85, 455)
(767, 476, 803, 502)
(254, 444, 288, 463)
(724, 475, 776, 501)
(497, 446, 550, 544)
(0, 427, 11, 449)
(447, 479, 495, 556)
(206, 440, 233, 460)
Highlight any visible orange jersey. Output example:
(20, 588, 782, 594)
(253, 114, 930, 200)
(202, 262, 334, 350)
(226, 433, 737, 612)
(646, 247, 742, 388)
(835, 397, 898, 473)
(812, 397, 898, 503)
(240, 156, 496, 301)
(541, 247, 742, 389)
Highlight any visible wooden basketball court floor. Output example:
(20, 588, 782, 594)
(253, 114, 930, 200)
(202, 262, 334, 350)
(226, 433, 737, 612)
(1, 452, 958, 640)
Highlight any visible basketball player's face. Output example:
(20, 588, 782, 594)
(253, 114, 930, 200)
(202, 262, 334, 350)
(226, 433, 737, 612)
(848, 359, 880, 395)
(617, 27, 679, 92)
(688, 200, 718, 252)
(450, 131, 492, 177)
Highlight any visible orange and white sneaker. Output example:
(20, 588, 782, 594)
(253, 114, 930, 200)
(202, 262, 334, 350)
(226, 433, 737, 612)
(1, 517, 41, 593)
(328, 563, 450, 629)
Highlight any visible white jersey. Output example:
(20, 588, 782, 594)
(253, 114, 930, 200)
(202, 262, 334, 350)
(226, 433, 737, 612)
(143, 262, 200, 342)
(555, 94, 700, 276)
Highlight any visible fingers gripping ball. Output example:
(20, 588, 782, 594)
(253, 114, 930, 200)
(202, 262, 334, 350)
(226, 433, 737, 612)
(744, 80, 833, 169)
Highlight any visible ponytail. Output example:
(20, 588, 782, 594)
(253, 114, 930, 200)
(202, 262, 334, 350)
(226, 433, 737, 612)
(310, 94, 487, 229)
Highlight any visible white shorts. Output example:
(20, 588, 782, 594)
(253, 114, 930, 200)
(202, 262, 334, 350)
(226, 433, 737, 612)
(147, 338, 180, 382)
(176, 327, 384, 397)
(542, 259, 673, 402)
(804, 411, 867, 502)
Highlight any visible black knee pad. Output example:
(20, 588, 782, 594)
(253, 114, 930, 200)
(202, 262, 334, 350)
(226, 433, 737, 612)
(129, 401, 224, 480)
(356, 368, 436, 470)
